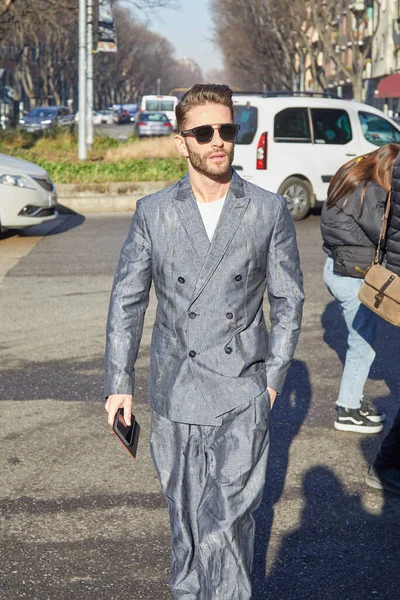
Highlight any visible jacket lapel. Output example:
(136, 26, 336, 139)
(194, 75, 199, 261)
(191, 171, 250, 303)
(173, 173, 210, 265)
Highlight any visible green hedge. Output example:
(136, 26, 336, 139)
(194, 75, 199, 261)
(0, 129, 188, 183)
(33, 157, 188, 183)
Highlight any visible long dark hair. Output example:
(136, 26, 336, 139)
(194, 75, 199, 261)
(327, 144, 400, 209)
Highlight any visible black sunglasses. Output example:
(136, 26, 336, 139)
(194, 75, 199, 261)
(180, 123, 240, 144)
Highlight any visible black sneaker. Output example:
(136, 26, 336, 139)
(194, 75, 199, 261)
(334, 407, 384, 434)
(359, 398, 385, 423)
(365, 465, 400, 495)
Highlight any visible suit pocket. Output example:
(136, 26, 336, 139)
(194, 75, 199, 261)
(236, 320, 269, 362)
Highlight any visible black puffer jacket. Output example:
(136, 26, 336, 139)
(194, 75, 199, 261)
(386, 155, 400, 275)
(320, 181, 387, 277)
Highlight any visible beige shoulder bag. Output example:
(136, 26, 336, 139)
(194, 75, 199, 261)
(358, 192, 400, 326)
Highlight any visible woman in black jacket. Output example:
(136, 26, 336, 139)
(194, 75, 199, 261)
(366, 150, 400, 494)
(321, 144, 400, 434)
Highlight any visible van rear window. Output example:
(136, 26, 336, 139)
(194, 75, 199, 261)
(146, 100, 159, 111)
(274, 108, 311, 142)
(234, 105, 258, 144)
(160, 101, 174, 111)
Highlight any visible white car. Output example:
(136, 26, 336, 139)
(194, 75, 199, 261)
(0, 154, 57, 232)
(98, 110, 115, 125)
(232, 93, 400, 220)
(74, 111, 103, 125)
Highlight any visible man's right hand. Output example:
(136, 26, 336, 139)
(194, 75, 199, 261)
(105, 394, 133, 428)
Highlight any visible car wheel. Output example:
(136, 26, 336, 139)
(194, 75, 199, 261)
(278, 177, 313, 221)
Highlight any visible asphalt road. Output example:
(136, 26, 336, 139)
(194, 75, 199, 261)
(1, 212, 400, 600)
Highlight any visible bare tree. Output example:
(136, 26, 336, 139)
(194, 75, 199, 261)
(0, 0, 15, 16)
(305, 0, 380, 101)
(0, 0, 191, 115)
(211, 0, 307, 92)
(94, 5, 179, 106)
(211, 0, 380, 100)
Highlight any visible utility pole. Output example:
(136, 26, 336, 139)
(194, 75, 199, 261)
(156, 78, 161, 95)
(78, 0, 87, 160)
(86, 0, 94, 151)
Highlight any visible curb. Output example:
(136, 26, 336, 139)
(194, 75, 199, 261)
(56, 180, 173, 214)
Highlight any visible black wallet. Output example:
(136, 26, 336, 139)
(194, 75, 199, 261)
(113, 408, 140, 459)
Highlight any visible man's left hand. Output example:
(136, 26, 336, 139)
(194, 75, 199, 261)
(267, 387, 277, 408)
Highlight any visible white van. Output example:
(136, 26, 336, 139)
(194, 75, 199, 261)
(232, 93, 400, 220)
(140, 95, 178, 130)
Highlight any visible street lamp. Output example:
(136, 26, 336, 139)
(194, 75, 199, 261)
(78, 0, 87, 161)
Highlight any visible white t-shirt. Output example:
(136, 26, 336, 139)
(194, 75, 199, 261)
(197, 196, 226, 241)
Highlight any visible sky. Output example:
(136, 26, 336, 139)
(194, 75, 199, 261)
(131, 0, 223, 76)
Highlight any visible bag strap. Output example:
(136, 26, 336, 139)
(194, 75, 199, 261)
(374, 191, 392, 264)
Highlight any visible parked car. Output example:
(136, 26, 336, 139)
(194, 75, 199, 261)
(19, 106, 75, 133)
(0, 154, 57, 232)
(98, 109, 115, 125)
(74, 110, 103, 125)
(111, 103, 138, 120)
(140, 95, 178, 130)
(133, 111, 172, 138)
(232, 92, 400, 220)
(117, 109, 131, 124)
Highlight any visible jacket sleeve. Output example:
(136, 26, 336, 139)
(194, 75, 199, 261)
(354, 183, 387, 246)
(104, 200, 152, 398)
(265, 198, 305, 393)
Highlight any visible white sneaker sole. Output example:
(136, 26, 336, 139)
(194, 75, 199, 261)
(365, 414, 386, 423)
(365, 474, 383, 490)
(334, 421, 384, 434)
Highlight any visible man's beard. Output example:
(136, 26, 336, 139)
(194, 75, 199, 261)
(187, 146, 234, 178)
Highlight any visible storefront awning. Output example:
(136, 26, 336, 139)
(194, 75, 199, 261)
(376, 73, 400, 98)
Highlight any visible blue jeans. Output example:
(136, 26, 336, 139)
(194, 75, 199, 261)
(323, 257, 379, 409)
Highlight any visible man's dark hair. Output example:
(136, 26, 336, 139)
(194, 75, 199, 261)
(175, 83, 234, 132)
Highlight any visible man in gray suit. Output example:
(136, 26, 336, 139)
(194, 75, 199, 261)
(105, 84, 304, 599)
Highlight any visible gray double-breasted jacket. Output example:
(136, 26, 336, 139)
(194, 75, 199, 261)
(105, 170, 304, 425)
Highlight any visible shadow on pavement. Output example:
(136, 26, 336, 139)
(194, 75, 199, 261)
(263, 466, 400, 600)
(24, 211, 85, 237)
(0, 355, 150, 404)
(321, 299, 400, 458)
(1, 211, 86, 240)
(252, 359, 312, 597)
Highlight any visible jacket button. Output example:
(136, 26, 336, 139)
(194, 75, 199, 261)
(189, 350, 197, 358)
(189, 312, 196, 319)
(178, 277, 185, 284)
(226, 312, 233, 319)
(235, 275, 242, 282)
(225, 347, 233, 354)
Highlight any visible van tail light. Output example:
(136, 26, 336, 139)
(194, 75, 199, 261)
(256, 132, 268, 170)
(137, 122, 146, 126)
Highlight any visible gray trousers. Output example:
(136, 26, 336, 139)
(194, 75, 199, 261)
(150, 393, 270, 600)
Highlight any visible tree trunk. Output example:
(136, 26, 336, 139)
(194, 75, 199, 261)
(352, 74, 364, 102)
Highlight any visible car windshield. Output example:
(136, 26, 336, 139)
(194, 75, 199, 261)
(28, 108, 57, 118)
(359, 111, 400, 146)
